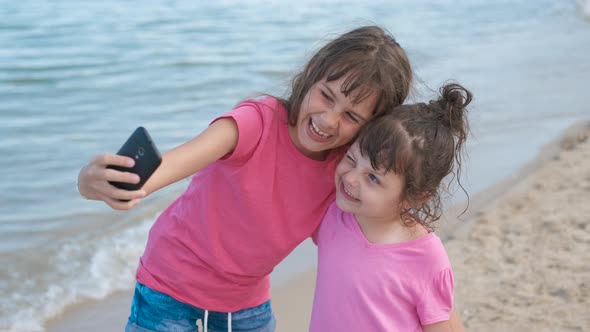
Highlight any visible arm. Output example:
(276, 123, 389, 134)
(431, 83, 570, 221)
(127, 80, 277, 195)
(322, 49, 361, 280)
(423, 321, 452, 332)
(422, 308, 465, 332)
(77, 118, 238, 210)
(449, 307, 466, 332)
(142, 118, 238, 194)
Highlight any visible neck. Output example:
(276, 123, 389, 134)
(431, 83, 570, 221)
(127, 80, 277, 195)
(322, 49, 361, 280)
(354, 213, 427, 244)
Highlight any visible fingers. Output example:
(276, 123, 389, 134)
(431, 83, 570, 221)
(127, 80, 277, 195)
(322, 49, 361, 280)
(103, 167, 140, 185)
(109, 187, 146, 202)
(102, 195, 144, 211)
(97, 186, 145, 210)
(78, 153, 146, 206)
(94, 153, 135, 168)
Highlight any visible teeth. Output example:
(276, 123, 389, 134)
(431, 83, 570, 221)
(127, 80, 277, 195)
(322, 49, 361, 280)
(310, 119, 331, 138)
(343, 185, 358, 200)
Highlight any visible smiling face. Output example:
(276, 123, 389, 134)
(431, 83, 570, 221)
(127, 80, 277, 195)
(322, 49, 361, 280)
(335, 142, 407, 223)
(288, 76, 377, 160)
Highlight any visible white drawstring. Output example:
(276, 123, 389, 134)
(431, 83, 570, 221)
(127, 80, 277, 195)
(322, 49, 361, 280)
(198, 309, 232, 332)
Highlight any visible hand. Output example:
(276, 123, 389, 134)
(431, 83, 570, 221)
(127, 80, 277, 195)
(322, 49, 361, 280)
(77, 154, 146, 210)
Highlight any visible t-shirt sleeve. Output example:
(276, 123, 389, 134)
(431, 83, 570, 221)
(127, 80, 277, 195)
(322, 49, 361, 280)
(210, 100, 264, 164)
(416, 268, 454, 325)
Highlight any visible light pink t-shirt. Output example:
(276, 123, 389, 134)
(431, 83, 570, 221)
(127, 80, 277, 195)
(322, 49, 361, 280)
(136, 97, 340, 312)
(310, 203, 454, 332)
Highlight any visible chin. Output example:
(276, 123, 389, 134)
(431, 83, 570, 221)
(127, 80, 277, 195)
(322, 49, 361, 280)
(335, 197, 354, 213)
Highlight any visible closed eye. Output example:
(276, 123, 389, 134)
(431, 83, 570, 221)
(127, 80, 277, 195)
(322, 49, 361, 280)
(368, 173, 380, 184)
(345, 112, 360, 124)
(346, 154, 355, 164)
(320, 90, 333, 103)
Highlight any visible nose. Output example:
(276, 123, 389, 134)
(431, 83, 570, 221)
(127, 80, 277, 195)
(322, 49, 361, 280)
(342, 169, 359, 187)
(322, 108, 341, 129)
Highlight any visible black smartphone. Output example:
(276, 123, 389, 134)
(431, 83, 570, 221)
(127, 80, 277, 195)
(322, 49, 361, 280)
(108, 126, 162, 191)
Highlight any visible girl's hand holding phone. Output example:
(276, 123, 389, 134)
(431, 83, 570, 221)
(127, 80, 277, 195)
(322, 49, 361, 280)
(77, 153, 146, 210)
(78, 127, 161, 210)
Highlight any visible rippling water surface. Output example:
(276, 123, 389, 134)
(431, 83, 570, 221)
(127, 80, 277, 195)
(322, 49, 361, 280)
(1, 1, 589, 331)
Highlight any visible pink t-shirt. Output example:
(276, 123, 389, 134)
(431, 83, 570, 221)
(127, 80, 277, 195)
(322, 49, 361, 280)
(310, 203, 454, 332)
(136, 97, 340, 312)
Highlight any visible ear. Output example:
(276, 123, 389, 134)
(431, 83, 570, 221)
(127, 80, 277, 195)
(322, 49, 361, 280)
(398, 199, 412, 211)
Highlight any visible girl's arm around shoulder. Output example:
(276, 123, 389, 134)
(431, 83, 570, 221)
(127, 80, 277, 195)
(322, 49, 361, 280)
(142, 118, 238, 195)
(78, 118, 238, 210)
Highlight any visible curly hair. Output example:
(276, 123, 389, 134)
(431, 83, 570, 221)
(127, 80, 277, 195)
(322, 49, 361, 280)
(357, 83, 473, 230)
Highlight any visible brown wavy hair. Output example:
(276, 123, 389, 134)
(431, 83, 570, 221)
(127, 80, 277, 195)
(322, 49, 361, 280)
(279, 25, 413, 126)
(357, 83, 473, 230)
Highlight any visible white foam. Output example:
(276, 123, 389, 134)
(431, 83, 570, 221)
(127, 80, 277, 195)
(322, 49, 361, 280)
(1, 217, 155, 332)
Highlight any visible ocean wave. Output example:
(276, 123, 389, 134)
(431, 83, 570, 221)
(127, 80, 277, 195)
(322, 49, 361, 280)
(0, 217, 154, 332)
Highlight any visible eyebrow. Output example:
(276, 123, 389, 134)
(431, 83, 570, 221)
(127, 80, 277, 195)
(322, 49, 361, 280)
(322, 83, 370, 123)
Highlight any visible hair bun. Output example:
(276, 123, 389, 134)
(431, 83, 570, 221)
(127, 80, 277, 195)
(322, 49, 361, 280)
(434, 83, 472, 140)
(441, 83, 472, 110)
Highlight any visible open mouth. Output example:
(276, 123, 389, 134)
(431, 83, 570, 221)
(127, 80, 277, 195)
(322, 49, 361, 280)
(307, 118, 332, 141)
(340, 181, 359, 202)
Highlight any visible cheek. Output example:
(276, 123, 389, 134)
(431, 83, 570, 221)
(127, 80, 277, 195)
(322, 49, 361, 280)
(339, 124, 361, 141)
(364, 187, 388, 203)
(334, 163, 347, 177)
(298, 94, 313, 118)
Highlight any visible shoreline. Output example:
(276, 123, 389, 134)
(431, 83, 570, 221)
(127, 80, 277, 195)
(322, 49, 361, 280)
(45, 120, 589, 332)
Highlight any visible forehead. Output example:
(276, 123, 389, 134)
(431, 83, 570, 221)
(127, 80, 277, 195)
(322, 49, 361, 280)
(348, 142, 395, 173)
(348, 143, 378, 170)
(348, 143, 405, 185)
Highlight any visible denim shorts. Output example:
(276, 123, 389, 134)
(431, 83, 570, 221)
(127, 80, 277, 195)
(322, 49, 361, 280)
(125, 282, 276, 332)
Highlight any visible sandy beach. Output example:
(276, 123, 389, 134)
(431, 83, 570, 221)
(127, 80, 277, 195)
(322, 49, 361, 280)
(46, 121, 590, 331)
(273, 121, 590, 332)
(446, 121, 590, 332)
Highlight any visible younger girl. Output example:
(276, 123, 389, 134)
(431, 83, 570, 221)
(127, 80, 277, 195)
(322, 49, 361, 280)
(77, 26, 413, 331)
(310, 83, 472, 332)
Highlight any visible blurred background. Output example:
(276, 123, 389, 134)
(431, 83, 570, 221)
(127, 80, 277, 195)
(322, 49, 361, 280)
(1, 1, 589, 331)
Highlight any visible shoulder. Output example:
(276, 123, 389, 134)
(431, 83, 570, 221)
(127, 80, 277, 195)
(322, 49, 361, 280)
(416, 233, 452, 280)
(323, 202, 348, 226)
(232, 96, 286, 118)
(396, 233, 451, 276)
(220, 96, 285, 137)
(212, 96, 285, 163)
(318, 203, 345, 234)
